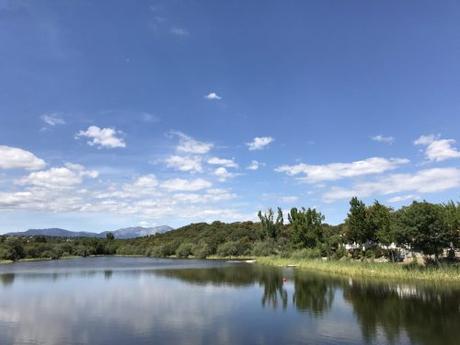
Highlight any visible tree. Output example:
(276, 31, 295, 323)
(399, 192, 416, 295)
(396, 201, 450, 261)
(345, 197, 371, 245)
(368, 201, 394, 246)
(443, 201, 460, 251)
(258, 208, 283, 240)
(106, 232, 115, 241)
(1, 238, 25, 261)
(176, 242, 193, 258)
(288, 207, 324, 248)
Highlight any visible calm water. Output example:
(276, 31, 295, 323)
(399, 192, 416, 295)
(0, 257, 459, 345)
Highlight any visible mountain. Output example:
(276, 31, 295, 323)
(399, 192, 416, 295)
(5, 228, 100, 238)
(5, 225, 173, 239)
(101, 226, 173, 239)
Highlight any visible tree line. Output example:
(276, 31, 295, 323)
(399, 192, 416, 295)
(0, 198, 459, 263)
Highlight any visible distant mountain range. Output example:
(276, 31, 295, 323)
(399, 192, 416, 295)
(5, 225, 173, 239)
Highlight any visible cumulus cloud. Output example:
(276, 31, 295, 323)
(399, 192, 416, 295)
(0, 167, 249, 222)
(0, 145, 46, 170)
(170, 27, 189, 36)
(173, 188, 236, 203)
(246, 136, 274, 151)
(280, 196, 299, 203)
(204, 92, 222, 100)
(17, 163, 98, 189)
(41, 113, 65, 126)
(322, 168, 460, 202)
(414, 134, 460, 162)
(387, 194, 419, 203)
(165, 155, 202, 173)
(161, 178, 212, 191)
(213, 167, 235, 182)
(371, 135, 394, 144)
(172, 131, 213, 154)
(76, 126, 126, 149)
(207, 157, 238, 168)
(246, 160, 264, 170)
(276, 157, 409, 183)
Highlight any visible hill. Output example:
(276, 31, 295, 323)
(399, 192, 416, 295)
(5, 225, 173, 239)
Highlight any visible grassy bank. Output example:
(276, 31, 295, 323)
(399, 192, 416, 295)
(256, 257, 460, 283)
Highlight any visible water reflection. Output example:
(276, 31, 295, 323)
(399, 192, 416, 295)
(292, 274, 334, 315)
(344, 280, 460, 345)
(0, 273, 15, 286)
(0, 258, 459, 345)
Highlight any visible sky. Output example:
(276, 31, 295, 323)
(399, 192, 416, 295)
(0, 0, 460, 233)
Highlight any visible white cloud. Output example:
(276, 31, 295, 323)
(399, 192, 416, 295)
(0, 146, 46, 170)
(280, 196, 299, 203)
(414, 134, 436, 146)
(161, 178, 212, 192)
(76, 126, 126, 149)
(170, 27, 189, 36)
(165, 155, 202, 173)
(173, 189, 236, 204)
(387, 194, 419, 203)
(17, 163, 98, 189)
(247, 160, 264, 170)
(276, 157, 409, 183)
(246, 136, 274, 151)
(205, 92, 222, 100)
(207, 157, 238, 168)
(41, 113, 65, 126)
(414, 134, 460, 162)
(0, 169, 250, 222)
(322, 168, 460, 202)
(371, 135, 394, 144)
(172, 131, 213, 154)
(213, 167, 235, 182)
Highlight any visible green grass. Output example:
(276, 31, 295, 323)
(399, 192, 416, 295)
(256, 257, 460, 283)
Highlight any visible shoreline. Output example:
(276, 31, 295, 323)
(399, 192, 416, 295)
(256, 257, 460, 283)
(2, 255, 460, 284)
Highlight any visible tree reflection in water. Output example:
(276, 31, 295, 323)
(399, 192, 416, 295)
(0, 273, 15, 287)
(343, 280, 460, 345)
(2, 261, 460, 345)
(292, 273, 334, 316)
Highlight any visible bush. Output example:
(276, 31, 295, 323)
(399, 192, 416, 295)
(216, 240, 249, 257)
(148, 245, 167, 258)
(192, 241, 211, 259)
(290, 248, 322, 260)
(333, 245, 348, 259)
(0, 238, 25, 261)
(252, 240, 276, 256)
(176, 243, 193, 258)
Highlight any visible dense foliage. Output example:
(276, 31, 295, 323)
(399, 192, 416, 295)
(1, 199, 459, 263)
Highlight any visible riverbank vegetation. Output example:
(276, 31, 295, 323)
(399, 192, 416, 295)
(1, 198, 459, 279)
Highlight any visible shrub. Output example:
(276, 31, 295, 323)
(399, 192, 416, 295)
(148, 245, 168, 258)
(192, 241, 210, 259)
(216, 241, 249, 257)
(176, 243, 193, 258)
(290, 248, 322, 260)
(252, 240, 276, 256)
(333, 245, 348, 259)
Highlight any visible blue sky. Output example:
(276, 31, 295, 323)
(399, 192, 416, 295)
(1, 0, 460, 232)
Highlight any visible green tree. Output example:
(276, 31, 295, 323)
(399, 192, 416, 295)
(288, 207, 324, 248)
(345, 197, 371, 245)
(1, 238, 25, 261)
(396, 201, 450, 260)
(443, 201, 460, 251)
(258, 207, 283, 240)
(368, 201, 394, 245)
(176, 242, 193, 258)
(106, 232, 115, 241)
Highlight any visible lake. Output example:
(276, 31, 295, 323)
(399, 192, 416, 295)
(0, 257, 458, 345)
